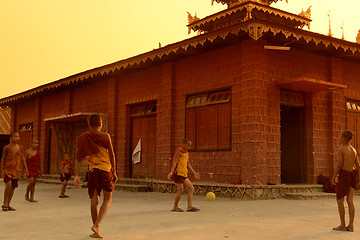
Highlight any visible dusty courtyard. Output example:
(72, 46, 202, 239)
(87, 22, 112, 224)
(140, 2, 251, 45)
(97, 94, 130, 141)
(1, 181, 360, 240)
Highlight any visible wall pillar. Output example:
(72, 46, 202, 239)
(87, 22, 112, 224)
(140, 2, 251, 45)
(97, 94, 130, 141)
(239, 39, 270, 185)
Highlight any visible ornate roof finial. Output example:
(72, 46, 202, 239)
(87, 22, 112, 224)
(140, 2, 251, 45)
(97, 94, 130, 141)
(327, 10, 333, 37)
(187, 12, 200, 25)
(187, 12, 201, 35)
(298, 6, 311, 19)
(356, 30, 360, 44)
(340, 21, 344, 40)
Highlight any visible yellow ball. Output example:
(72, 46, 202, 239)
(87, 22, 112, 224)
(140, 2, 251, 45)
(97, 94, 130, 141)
(206, 192, 216, 201)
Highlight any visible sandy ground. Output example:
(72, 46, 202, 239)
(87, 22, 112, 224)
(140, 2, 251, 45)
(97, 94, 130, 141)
(1, 181, 360, 240)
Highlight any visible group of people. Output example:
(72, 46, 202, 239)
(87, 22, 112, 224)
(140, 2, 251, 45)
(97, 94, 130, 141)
(0, 114, 201, 238)
(0, 133, 41, 210)
(1, 113, 359, 238)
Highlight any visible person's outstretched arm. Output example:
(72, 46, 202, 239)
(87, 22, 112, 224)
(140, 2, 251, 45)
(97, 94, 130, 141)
(188, 162, 200, 179)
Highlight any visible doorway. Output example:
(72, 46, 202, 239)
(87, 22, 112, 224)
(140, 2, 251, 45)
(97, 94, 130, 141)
(130, 103, 157, 179)
(280, 105, 306, 184)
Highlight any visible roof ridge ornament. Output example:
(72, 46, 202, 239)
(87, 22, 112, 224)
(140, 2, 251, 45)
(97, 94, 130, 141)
(298, 6, 311, 19)
(211, 0, 288, 7)
(187, 12, 201, 35)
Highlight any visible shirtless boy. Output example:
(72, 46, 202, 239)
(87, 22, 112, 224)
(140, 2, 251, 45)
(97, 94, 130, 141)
(74, 114, 118, 239)
(0, 131, 28, 211)
(332, 130, 360, 232)
(167, 138, 201, 212)
(59, 153, 73, 198)
(25, 139, 41, 202)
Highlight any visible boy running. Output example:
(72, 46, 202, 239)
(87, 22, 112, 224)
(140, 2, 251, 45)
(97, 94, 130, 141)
(332, 130, 360, 232)
(25, 139, 41, 202)
(1, 131, 28, 211)
(59, 153, 73, 198)
(74, 114, 118, 239)
(167, 138, 200, 212)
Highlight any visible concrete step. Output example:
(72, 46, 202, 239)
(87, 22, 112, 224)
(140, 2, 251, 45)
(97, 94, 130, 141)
(37, 175, 331, 199)
(114, 184, 152, 192)
(285, 192, 336, 200)
(37, 178, 151, 192)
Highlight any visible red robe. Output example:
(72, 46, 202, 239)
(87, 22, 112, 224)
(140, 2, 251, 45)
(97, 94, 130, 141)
(27, 150, 41, 178)
(3, 146, 23, 179)
(76, 131, 109, 161)
(336, 169, 358, 199)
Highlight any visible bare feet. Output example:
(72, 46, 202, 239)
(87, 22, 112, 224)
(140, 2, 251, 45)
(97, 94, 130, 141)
(29, 199, 38, 202)
(90, 226, 103, 239)
(25, 194, 30, 202)
(333, 225, 347, 231)
(346, 225, 354, 232)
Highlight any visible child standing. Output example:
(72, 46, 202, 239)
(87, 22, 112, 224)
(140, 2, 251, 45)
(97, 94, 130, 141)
(332, 130, 360, 232)
(0, 131, 28, 211)
(74, 114, 118, 239)
(25, 139, 41, 202)
(59, 153, 73, 198)
(167, 138, 200, 212)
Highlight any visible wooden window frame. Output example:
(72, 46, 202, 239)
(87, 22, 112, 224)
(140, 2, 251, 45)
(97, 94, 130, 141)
(19, 123, 33, 132)
(347, 99, 360, 113)
(131, 102, 157, 118)
(185, 90, 231, 152)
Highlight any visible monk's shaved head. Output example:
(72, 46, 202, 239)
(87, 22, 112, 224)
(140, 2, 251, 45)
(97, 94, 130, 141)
(89, 114, 102, 127)
(341, 130, 353, 142)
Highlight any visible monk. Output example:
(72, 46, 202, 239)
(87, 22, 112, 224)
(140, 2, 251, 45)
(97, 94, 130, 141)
(74, 114, 118, 239)
(59, 153, 73, 198)
(0, 131, 28, 211)
(332, 130, 360, 232)
(25, 139, 41, 202)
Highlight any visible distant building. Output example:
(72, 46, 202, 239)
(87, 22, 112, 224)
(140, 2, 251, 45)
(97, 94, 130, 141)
(1, 0, 360, 184)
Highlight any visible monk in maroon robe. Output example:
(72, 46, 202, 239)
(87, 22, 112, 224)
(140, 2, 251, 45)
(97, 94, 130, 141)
(25, 139, 41, 202)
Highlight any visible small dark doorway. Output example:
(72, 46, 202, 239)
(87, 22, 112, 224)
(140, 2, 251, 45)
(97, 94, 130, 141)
(280, 105, 306, 184)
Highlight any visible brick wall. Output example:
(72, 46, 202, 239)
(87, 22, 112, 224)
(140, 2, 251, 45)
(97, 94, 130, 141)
(10, 38, 360, 184)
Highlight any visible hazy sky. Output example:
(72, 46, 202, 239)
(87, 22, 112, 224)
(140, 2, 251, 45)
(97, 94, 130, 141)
(0, 0, 359, 99)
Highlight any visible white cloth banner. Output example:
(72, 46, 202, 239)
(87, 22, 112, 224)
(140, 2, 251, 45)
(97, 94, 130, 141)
(132, 138, 141, 164)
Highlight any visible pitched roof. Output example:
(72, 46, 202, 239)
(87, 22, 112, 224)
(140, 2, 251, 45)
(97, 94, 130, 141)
(1, 11, 360, 107)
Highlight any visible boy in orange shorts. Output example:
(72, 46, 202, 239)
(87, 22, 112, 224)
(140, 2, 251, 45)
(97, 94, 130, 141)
(74, 114, 118, 239)
(167, 138, 200, 212)
(59, 153, 73, 198)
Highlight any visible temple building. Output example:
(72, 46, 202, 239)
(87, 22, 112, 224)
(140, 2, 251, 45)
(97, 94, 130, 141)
(1, 0, 360, 184)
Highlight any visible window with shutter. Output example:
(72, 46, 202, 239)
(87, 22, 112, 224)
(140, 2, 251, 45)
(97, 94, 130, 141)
(185, 90, 231, 151)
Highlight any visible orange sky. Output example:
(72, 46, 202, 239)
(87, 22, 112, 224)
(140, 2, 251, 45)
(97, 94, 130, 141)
(0, 0, 359, 99)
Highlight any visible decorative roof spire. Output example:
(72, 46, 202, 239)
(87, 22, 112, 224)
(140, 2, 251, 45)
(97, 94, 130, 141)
(341, 21, 344, 40)
(327, 10, 333, 37)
